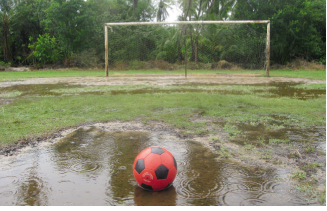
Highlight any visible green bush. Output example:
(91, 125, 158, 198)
(0, 61, 11, 67)
(28, 33, 62, 65)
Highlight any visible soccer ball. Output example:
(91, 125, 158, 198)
(133, 146, 177, 191)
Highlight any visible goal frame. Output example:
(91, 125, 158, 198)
(104, 20, 270, 77)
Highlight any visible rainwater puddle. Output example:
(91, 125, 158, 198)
(0, 82, 325, 101)
(234, 123, 326, 146)
(0, 127, 318, 205)
(252, 82, 326, 100)
(0, 84, 82, 98)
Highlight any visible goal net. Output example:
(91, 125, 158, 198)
(104, 21, 270, 77)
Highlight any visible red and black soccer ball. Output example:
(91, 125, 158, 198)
(133, 146, 177, 191)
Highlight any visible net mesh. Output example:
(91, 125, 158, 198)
(107, 23, 267, 71)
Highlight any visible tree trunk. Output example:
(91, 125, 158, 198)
(177, 0, 192, 63)
(190, 33, 195, 61)
(177, 25, 186, 62)
(195, 36, 198, 63)
(2, 13, 10, 63)
(211, 45, 215, 62)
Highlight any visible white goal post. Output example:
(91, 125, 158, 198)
(104, 20, 270, 77)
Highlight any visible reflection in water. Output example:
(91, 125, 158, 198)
(134, 186, 177, 206)
(0, 127, 320, 205)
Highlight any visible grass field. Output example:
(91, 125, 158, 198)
(0, 69, 326, 204)
(0, 69, 325, 145)
(0, 69, 326, 81)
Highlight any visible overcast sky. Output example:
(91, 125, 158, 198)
(165, 5, 182, 22)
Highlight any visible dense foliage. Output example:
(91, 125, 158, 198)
(0, 0, 325, 68)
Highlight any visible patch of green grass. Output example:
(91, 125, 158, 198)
(318, 189, 326, 205)
(296, 183, 313, 192)
(268, 138, 290, 145)
(223, 124, 241, 136)
(266, 124, 285, 130)
(292, 170, 307, 180)
(303, 162, 323, 171)
(244, 142, 256, 150)
(217, 145, 232, 158)
(0, 82, 325, 145)
(296, 183, 326, 205)
(0, 91, 22, 98)
(294, 83, 326, 90)
(304, 145, 316, 153)
(0, 69, 254, 81)
(269, 70, 326, 80)
(1, 69, 325, 81)
(211, 137, 220, 142)
(0, 69, 104, 81)
(258, 150, 272, 160)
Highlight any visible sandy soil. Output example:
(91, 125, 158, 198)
(0, 74, 325, 88)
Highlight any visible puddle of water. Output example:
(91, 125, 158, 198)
(0, 82, 324, 101)
(0, 127, 319, 205)
(0, 84, 83, 98)
(264, 82, 326, 100)
(231, 119, 326, 147)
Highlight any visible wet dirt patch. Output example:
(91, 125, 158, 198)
(0, 121, 323, 205)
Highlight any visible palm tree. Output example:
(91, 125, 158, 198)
(133, 0, 139, 18)
(1, 11, 11, 63)
(201, 0, 236, 20)
(156, 0, 172, 22)
(0, 0, 14, 63)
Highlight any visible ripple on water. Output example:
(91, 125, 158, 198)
(69, 160, 102, 174)
(0, 176, 20, 188)
(0, 177, 19, 200)
(0, 128, 318, 205)
(175, 168, 224, 201)
(240, 198, 266, 206)
(237, 181, 263, 192)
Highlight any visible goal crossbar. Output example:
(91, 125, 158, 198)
(104, 20, 270, 77)
(105, 20, 270, 26)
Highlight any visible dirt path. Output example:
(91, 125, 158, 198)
(0, 75, 325, 87)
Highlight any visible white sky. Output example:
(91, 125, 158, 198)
(166, 5, 182, 22)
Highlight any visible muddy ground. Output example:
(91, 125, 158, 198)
(0, 74, 326, 204)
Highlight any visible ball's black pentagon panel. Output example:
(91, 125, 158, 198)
(135, 159, 145, 174)
(151, 147, 165, 155)
(141, 183, 153, 191)
(173, 157, 177, 169)
(155, 164, 169, 180)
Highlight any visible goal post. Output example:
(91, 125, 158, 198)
(104, 20, 271, 77)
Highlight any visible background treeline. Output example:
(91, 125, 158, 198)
(0, 0, 325, 69)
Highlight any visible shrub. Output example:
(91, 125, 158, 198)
(28, 34, 62, 65)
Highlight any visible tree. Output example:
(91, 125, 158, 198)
(232, 0, 326, 64)
(42, 0, 94, 58)
(201, 0, 236, 20)
(28, 33, 61, 65)
(0, 0, 14, 63)
(133, 0, 139, 18)
(0, 11, 11, 63)
(157, 0, 172, 21)
(176, 0, 237, 63)
(10, 0, 50, 65)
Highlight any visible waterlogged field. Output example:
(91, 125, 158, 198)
(0, 70, 325, 205)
